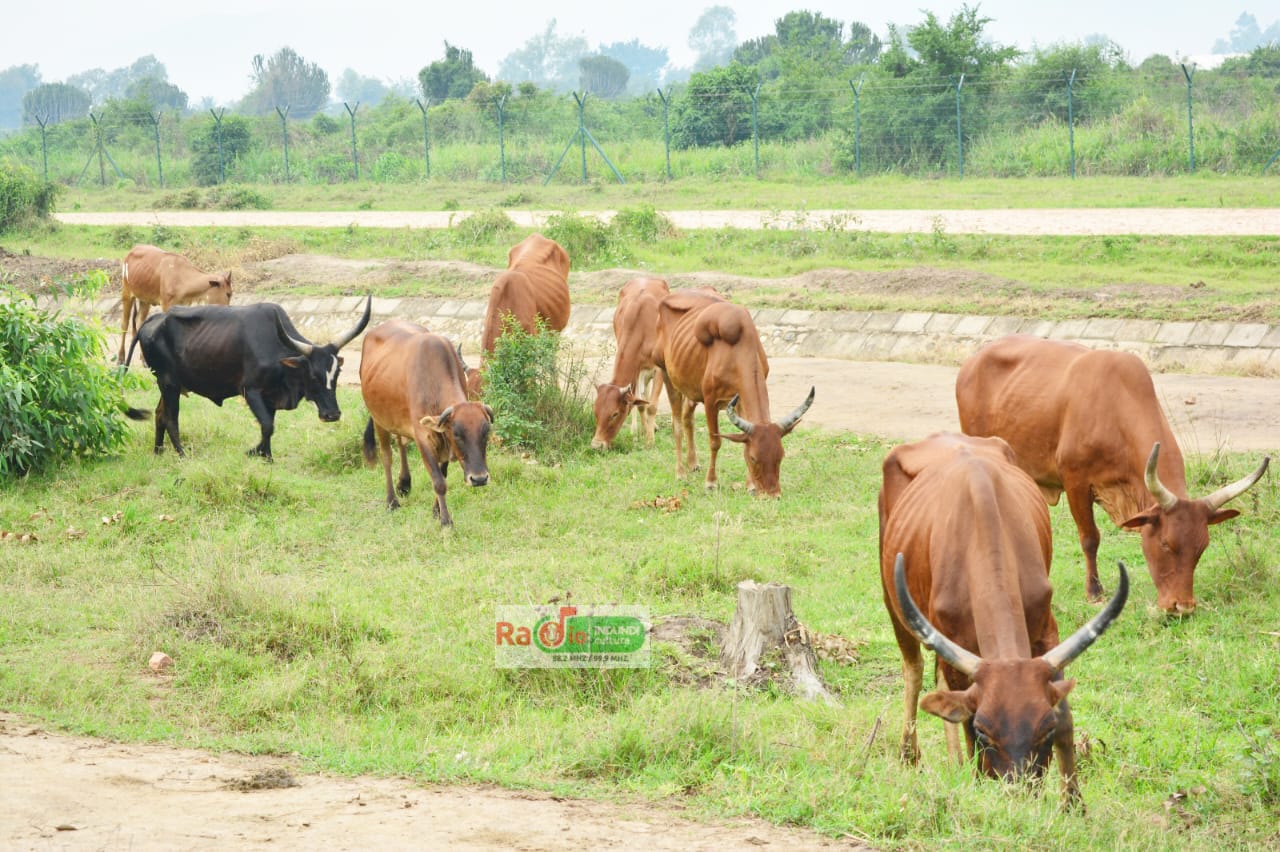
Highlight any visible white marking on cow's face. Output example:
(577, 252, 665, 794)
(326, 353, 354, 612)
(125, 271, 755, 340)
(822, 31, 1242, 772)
(325, 355, 340, 389)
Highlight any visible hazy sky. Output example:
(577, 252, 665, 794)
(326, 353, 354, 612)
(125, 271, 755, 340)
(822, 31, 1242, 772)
(4, 2, 1260, 104)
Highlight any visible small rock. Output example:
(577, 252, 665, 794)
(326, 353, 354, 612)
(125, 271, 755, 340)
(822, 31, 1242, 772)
(149, 651, 174, 672)
(1184, 396, 1197, 405)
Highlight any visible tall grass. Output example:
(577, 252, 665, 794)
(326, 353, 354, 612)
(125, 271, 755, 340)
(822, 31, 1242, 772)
(0, 384, 1277, 846)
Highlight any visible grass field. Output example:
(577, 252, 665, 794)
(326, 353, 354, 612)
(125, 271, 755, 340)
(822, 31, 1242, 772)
(3, 177, 1279, 845)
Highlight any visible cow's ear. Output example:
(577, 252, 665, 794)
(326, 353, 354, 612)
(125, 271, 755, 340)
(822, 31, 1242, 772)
(481, 404, 495, 423)
(920, 689, 976, 724)
(1208, 508, 1241, 526)
(1120, 510, 1158, 529)
(418, 415, 447, 434)
(632, 397, 652, 410)
(280, 356, 306, 370)
(1049, 678, 1076, 707)
(722, 432, 749, 444)
(336, 356, 345, 367)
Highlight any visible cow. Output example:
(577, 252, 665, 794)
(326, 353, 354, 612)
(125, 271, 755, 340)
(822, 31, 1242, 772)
(655, 288, 813, 497)
(127, 297, 371, 460)
(956, 335, 1269, 614)
(118, 244, 232, 362)
(591, 277, 670, 450)
(359, 319, 493, 528)
(469, 233, 572, 399)
(879, 431, 1129, 806)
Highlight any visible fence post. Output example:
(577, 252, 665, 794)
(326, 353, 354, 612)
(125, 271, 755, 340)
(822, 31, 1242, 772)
(953, 74, 965, 179)
(1181, 63, 1196, 173)
(344, 101, 360, 180)
(149, 110, 165, 188)
(496, 94, 508, 183)
(849, 76, 864, 178)
(657, 87, 672, 180)
(79, 113, 124, 186)
(544, 92, 624, 185)
(751, 82, 761, 178)
(34, 114, 50, 182)
(1065, 69, 1077, 179)
(210, 108, 226, 184)
(415, 98, 431, 179)
(276, 105, 291, 182)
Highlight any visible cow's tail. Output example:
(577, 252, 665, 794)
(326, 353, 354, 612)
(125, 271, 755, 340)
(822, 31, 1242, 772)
(362, 417, 378, 466)
(122, 328, 144, 369)
(124, 405, 150, 421)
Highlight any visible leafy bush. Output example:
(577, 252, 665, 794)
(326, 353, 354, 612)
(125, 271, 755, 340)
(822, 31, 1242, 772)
(481, 315, 593, 460)
(0, 160, 58, 232)
(453, 208, 514, 246)
(543, 211, 615, 266)
(207, 185, 272, 210)
(0, 277, 144, 476)
(610, 204, 676, 242)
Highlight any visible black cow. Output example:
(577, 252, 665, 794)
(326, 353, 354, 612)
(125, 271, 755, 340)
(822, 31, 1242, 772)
(127, 297, 371, 460)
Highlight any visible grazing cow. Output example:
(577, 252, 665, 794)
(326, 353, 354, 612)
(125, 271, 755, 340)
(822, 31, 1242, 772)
(880, 432, 1128, 805)
(956, 335, 1269, 614)
(127, 297, 371, 460)
(118, 244, 232, 362)
(591, 277, 669, 450)
(359, 319, 493, 528)
(470, 233, 572, 398)
(655, 288, 814, 496)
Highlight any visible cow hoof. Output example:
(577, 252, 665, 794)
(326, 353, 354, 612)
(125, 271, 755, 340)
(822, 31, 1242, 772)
(397, 481, 411, 497)
(386, 500, 400, 511)
(704, 480, 719, 491)
(246, 448, 274, 462)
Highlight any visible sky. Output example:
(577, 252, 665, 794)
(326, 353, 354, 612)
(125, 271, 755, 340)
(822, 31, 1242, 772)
(3, 2, 1263, 104)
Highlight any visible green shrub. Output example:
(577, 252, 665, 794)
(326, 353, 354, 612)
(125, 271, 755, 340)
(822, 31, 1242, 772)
(0, 160, 59, 232)
(453, 208, 514, 246)
(0, 277, 142, 476)
(481, 315, 593, 460)
(610, 203, 676, 243)
(543, 211, 615, 267)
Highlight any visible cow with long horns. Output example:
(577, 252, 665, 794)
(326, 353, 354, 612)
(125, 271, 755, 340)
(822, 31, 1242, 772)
(956, 335, 1269, 614)
(655, 288, 813, 497)
(880, 432, 1128, 805)
(128, 297, 371, 460)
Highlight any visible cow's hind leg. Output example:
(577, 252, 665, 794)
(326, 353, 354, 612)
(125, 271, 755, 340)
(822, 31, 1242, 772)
(378, 428, 400, 510)
(156, 389, 185, 456)
(1064, 481, 1105, 602)
(243, 390, 276, 461)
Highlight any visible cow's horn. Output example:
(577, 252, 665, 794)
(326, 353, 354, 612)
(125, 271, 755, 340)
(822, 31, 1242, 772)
(331, 295, 373, 350)
(726, 395, 753, 435)
(778, 385, 816, 432)
(1144, 442, 1179, 511)
(1202, 455, 1270, 512)
(1042, 562, 1129, 671)
(275, 314, 315, 356)
(893, 553, 981, 677)
(438, 405, 455, 426)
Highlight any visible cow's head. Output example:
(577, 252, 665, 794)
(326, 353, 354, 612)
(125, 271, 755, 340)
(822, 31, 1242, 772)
(591, 382, 651, 450)
(277, 296, 372, 422)
(723, 386, 815, 497)
(420, 402, 494, 487)
(206, 272, 233, 306)
(1121, 443, 1269, 615)
(895, 554, 1128, 784)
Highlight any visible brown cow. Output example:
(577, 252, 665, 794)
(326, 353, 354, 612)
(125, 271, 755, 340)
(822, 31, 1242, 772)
(360, 319, 493, 528)
(118, 244, 232, 362)
(956, 335, 1269, 614)
(655, 289, 813, 496)
(591, 277, 670, 450)
(880, 432, 1128, 805)
(469, 233, 572, 398)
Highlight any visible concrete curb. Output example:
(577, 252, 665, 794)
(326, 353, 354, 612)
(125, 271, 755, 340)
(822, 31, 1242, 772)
(63, 294, 1280, 376)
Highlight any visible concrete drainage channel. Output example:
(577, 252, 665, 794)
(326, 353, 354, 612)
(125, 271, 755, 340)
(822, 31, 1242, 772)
(80, 294, 1280, 378)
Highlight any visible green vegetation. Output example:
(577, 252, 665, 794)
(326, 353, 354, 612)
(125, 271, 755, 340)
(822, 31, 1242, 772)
(0, 160, 58, 231)
(0, 382, 1276, 846)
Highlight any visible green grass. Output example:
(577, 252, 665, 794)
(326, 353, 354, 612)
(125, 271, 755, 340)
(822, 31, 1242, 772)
(2, 385, 1278, 846)
(54, 173, 1280, 215)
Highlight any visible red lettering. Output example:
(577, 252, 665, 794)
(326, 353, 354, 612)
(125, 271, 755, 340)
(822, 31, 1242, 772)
(496, 622, 514, 645)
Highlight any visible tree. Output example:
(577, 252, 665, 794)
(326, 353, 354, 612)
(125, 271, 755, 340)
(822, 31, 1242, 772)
(905, 6, 1020, 78)
(671, 63, 759, 147)
(1211, 13, 1280, 53)
(240, 47, 330, 118)
(125, 77, 188, 112)
(578, 55, 629, 98)
(336, 70, 391, 107)
(190, 113, 252, 185)
(846, 22, 883, 65)
(419, 42, 490, 101)
(1008, 40, 1129, 124)
(22, 82, 90, 125)
(0, 64, 41, 131)
(497, 20, 589, 92)
(66, 56, 168, 105)
(689, 6, 737, 70)
(598, 39, 669, 93)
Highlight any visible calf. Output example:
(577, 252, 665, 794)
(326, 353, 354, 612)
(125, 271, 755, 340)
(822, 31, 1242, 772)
(592, 277, 669, 450)
(118, 244, 232, 362)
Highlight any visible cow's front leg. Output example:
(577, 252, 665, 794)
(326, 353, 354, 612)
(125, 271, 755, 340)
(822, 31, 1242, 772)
(704, 405, 721, 490)
(243, 390, 275, 461)
(413, 427, 452, 527)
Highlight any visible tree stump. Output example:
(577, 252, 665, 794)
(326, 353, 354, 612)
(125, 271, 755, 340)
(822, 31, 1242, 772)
(719, 580, 838, 706)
